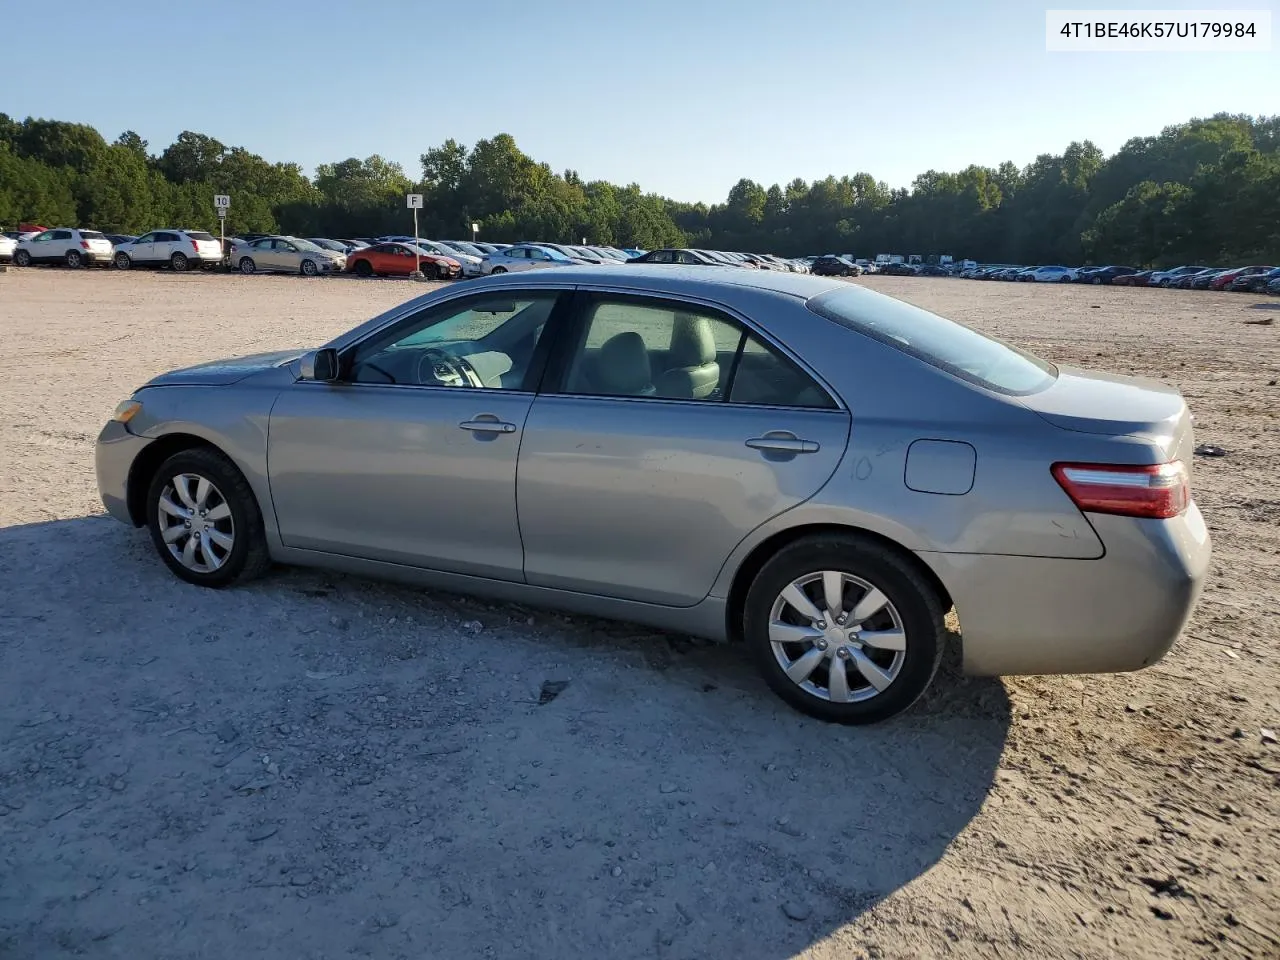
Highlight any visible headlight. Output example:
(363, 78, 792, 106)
(113, 399, 142, 423)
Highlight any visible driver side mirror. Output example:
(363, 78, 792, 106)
(299, 348, 339, 382)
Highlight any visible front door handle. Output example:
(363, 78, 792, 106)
(459, 417, 516, 434)
(746, 433, 820, 454)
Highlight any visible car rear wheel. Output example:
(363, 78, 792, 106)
(65, 250, 84, 268)
(13, 249, 31, 267)
(239, 257, 256, 274)
(490, 266, 507, 274)
(300, 258, 318, 276)
(353, 259, 373, 277)
(743, 535, 945, 724)
(145, 448, 271, 588)
(114, 252, 132, 270)
(170, 252, 189, 271)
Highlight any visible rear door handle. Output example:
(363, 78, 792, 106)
(459, 418, 516, 434)
(745, 434, 820, 454)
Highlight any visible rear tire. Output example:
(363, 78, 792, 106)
(170, 252, 189, 272)
(490, 266, 507, 274)
(65, 250, 84, 269)
(239, 257, 256, 274)
(743, 535, 946, 725)
(145, 448, 271, 588)
(353, 259, 373, 277)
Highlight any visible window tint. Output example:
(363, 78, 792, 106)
(52, 230, 72, 240)
(79, 230, 106, 239)
(347, 292, 560, 390)
(251, 238, 273, 249)
(186, 231, 216, 241)
(135, 233, 156, 243)
(647, 250, 674, 264)
(806, 286, 1057, 396)
(31, 231, 52, 241)
(505, 248, 526, 259)
(157, 232, 180, 242)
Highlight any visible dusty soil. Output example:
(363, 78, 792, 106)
(0, 268, 1277, 960)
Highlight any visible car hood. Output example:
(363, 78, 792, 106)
(144, 349, 304, 386)
(1016, 365, 1186, 438)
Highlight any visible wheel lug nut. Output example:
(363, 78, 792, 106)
(184, 521, 191, 528)
(816, 639, 828, 651)
(816, 620, 826, 630)
(836, 615, 847, 625)
(837, 647, 851, 660)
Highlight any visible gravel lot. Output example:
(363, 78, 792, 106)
(1, 268, 1277, 959)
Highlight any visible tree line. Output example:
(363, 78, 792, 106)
(2, 112, 1277, 267)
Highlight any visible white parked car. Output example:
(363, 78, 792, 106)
(13, 228, 114, 268)
(0, 235, 15, 262)
(113, 229, 224, 271)
(479, 243, 578, 274)
(230, 236, 346, 275)
(1025, 265, 1077, 283)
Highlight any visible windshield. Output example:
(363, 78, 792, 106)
(806, 286, 1057, 396)
(287, 237, 323, 252)
(448, 241, 484, 256)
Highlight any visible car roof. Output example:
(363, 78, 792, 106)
(477, 263, 848, 300)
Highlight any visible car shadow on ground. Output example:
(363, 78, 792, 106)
(0, 516, 1011, 959)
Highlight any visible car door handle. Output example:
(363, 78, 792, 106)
(459, 418, 516, 434)
(745, 434, 820, 454)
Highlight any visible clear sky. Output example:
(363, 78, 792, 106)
(4, 0, 1276, 202)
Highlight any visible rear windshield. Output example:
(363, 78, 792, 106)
(185, 231, 217, 241)
(806, 286, 1057, 396)
(79, 230, 106, 239)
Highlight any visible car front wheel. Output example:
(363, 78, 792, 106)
(114, 252, 132, 270)
(743, 535, 946, 724)
(145, 448, 271, 588)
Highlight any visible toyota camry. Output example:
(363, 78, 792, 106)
(96, 266, 1210, 724)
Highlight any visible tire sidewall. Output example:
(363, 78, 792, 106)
(145, 451, 262, 588)
(301, 259, 317, 276)
(171, 253, 188, 271)
(743, 539, 943, 724)
(65, 250, 83, 268)
(14, 250, 31, 267)
(239, 258, 255, 274)
(115, 252, 132, 270)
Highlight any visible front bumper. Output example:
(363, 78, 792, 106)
(920, 503, 1211, 676)
(95, 420, 154, 524)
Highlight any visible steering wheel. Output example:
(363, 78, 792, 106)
(415, 348, 483, 388)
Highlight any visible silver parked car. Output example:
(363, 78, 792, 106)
(95, 267, 1209, 724)
(479, 243, 578, 274)
(232, 236, 346, 276)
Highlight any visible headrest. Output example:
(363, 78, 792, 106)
(596, 332, 652, 395)
(669, 314, 717, 367)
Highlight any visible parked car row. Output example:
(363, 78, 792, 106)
(954, 261, 1280, 293)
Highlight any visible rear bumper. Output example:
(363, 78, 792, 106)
(95, 420, 153, 524)
(919, 502, 1211, 676)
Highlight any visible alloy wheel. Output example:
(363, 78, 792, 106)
(768, 571, 907, 703)
(156, 473, 235, 574)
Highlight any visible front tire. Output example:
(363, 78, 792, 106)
(743, 535, 946, 725)
(490, 266, 507, 274)
(13, 249, 31, 267)
(239, 257, 256, 274)
(114, 252, 132, 270)
(145, 448, 271, 588)
(300, 258, 318, 277)
(170, 252, 189, 271)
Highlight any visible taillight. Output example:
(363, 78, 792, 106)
(1052, 461, 1189, 519)
(81, 240, 90, 249)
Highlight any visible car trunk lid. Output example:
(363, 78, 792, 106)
(1016, 365, 1194, 463)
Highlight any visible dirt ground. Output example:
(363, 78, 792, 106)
(0, 268, 1277, 960)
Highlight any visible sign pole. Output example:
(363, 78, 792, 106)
(407, 193, 424, 277)
(472, 221, 479, 246)
(213, 195, 231, 268)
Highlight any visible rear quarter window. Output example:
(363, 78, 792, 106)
(806, 286, 1057, 396)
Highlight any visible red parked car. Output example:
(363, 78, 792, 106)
(1210, 265, 1274, 291)
(345, 242, 461, 280)
(1113, 270, 1154, 286)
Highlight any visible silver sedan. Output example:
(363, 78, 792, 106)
(95, 267, 1209, 723)
(232, 236, 346, 276)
